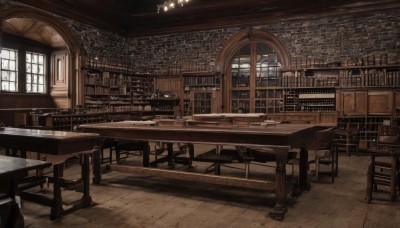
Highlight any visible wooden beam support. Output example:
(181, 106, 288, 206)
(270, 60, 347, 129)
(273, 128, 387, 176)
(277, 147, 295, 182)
(108, 164, 274, 191)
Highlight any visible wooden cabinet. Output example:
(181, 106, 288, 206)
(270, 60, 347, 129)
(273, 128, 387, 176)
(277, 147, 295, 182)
(367, 91, 392, 115)
(147, 98, 180, 118)
(337, 89, 394, 116)
(31, 112, 107, 131)
(339, 90, 368, 116)
(182, 71, 221, 116)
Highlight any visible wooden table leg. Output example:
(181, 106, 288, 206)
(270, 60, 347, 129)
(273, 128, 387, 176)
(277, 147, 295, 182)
(142, 141, 150, 167)
(50, 164, 63, 220)
(92, 148, 102, 184)
(269, 150, 288, 221)
(81, 153, 92, 204)
(167, 143, 174, 168)
(50, 154, 93, 220)
(299, 147, 311, 191)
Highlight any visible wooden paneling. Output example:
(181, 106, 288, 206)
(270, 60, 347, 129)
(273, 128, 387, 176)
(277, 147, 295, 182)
(155, 76, 182, 97)
(341, 91, 367, 116)
(367, 91, 393, 115)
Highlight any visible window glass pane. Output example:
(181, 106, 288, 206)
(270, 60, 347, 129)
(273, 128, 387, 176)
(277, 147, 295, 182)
(32, 64, 38, 73)
(231, 44, 251, 88)
(1, 48, 18, 92)
(10, 72, 16, 81)
(9, 60, 16, 71)
(26, 63, 31, 73)
(38, 55, 44, 64)
(26, 51, 46, 94)
(2, 60, 8, 69)
(2, 83, 8, 90)
(38, 86, 44, 93)
(9, 83, 16, 91)
(26, 74, 32, 83)
(26, 53, 31, 62)
(9, 51, 15, 60)
(2, 71, 9, 80)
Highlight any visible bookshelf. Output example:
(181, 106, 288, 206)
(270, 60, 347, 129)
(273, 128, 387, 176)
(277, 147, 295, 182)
(182, 71, 221, 116)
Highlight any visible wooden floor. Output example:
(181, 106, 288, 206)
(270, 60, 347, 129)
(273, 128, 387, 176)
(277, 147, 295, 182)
(8, 145, 400, 227)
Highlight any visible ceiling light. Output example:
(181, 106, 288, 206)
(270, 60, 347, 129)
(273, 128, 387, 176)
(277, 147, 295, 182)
(157, 0, 191, 13)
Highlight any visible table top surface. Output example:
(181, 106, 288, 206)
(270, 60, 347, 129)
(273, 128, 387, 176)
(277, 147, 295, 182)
(0, 127, 100, 155)
(80, 122, 327, 148)
(0, 127, 99, 140)
(80, 121, 315, 135)
(0, 155, 51, 178)
(191, 113, 267, 118)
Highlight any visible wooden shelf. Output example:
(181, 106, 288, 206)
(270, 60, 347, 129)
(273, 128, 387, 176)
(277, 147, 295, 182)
(83, 68, 154, 113)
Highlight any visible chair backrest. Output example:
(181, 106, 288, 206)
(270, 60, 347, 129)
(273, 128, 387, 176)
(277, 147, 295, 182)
(314, 129, 334, 150)
(377, 125, 400, 147)
(334, 123, 359, 143)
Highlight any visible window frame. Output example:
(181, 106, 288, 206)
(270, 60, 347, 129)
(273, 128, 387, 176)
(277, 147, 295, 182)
(1, 33, 51, 95)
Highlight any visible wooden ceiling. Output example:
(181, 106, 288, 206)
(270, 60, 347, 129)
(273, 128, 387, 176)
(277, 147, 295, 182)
(13, 0, 400, 37)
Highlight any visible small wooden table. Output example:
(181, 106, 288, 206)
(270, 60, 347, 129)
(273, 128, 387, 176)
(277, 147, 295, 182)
(0, 155, 51, 227)
(0, 127, 100, 220)
(80, 122, 327, 220)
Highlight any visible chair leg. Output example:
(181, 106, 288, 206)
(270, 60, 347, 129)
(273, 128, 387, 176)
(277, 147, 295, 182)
(390, 156, 397, 202)
(331, 149, 335, 183)
(315, 159, 319, 182)
(366, 155, 375, 203)
(245, 162, 250, 179)
(335, 145, 339, 177)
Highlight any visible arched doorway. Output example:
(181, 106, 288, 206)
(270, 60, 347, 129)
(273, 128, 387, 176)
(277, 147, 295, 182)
(0, 5, 80, 109)
(216, 29, 290, 113)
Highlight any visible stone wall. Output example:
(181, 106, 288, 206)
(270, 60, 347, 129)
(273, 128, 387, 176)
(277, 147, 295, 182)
(4, 1, 400, 74)
(128, 9, 400, 74)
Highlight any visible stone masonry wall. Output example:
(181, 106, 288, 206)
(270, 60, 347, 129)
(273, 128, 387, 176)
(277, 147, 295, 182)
(5, 1, 400, 74)
(128, 9, 400, 74)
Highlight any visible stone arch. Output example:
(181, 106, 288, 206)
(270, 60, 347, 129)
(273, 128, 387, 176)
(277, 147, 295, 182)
(216, 28, 290, 73)
(0, 4, 79, 53)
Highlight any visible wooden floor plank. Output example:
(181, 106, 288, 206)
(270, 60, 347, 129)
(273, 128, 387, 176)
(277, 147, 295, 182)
(3, 144, 398, 227)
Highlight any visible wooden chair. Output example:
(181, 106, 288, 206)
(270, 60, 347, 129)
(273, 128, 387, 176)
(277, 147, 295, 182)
(366, 125, 400, 203)
(311, 128, 338, 183)
(0, 195, 24, 228)
(115, 140, 144, 163)
(99, 138, 117, 164)
(334, 123, 360, 156)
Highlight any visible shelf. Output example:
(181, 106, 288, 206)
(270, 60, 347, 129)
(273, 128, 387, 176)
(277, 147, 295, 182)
(83, 68, 155, 113)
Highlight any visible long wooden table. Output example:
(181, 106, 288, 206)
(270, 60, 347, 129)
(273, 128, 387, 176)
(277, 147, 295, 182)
(79, 122, 326, 220)
(0, 127, 100, 220)
(0, 155, 51, 227)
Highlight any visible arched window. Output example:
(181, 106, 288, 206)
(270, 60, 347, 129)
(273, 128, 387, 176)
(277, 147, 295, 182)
(217, 29, 289, 113)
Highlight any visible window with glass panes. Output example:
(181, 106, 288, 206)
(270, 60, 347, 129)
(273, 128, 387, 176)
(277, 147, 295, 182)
(0, 48, 18, 92)
(26, 52, 46, 93)
(230, 42, 283, 113)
